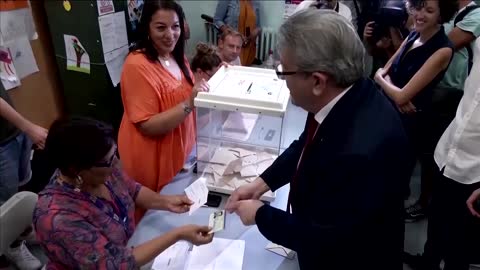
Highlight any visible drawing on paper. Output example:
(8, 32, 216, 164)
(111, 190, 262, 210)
(0, 47, 20, 90)
(64, 35, 90, 74)
(127, 0, 144, 31)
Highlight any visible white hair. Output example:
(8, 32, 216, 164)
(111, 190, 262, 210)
(277, 9, 366, 87)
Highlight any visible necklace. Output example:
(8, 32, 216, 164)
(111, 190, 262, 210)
(158, 55, 171, 67)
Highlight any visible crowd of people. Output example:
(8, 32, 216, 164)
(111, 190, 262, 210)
(1, 0, 480, 269)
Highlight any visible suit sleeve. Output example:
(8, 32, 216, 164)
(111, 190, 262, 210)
(260, 128, 306, 192)
(256, 154, 399, 252)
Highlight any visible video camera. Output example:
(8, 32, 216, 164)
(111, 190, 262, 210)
(371, 1, 409, 41)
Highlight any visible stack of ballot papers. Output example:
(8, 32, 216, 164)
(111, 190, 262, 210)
(152, 238, 245, 270)
(197, 146, 277, 191)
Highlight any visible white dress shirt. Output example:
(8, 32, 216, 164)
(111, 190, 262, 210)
(434, 38, 480, 184)
(293, 1, 353, 23)
(314, 85, 352, 125)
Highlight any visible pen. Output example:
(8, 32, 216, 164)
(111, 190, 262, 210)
(246, 82, 253, 94)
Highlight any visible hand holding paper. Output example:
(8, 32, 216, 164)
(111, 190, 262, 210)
(185, 177, 209, 215)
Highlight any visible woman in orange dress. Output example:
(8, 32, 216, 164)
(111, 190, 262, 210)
(118, 1, 209, 222)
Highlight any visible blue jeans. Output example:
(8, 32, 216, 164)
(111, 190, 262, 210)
(0, 133, 32, 205)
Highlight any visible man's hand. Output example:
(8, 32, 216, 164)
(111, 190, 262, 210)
(225, 178, 268, 213)
(467, 188, 480, 218)
(233, 200, 264, 226)
(163, 194, 193, 214)
(25, 124, 48, 150)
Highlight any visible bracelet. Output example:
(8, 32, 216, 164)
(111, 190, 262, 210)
(182, 102, 193, 115)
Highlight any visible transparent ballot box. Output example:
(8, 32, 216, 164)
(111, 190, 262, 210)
(194, 66, 290, 202)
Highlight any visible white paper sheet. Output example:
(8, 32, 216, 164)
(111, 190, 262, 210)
(5, 36, 38, 79)
(97, 0, 115, 16)
(0, 7, 37, 45)
(98, 11, 128, 61)
(152, 241, 191, 270)
(209, 148, 238, 165)
(106, 45, 128, 86)
(0, 46, 20, 90)
(221, 112, 258, 141)
(187, 238, 245, 270)
(185, 177, 209, 215)
(64, 34, 90, 74)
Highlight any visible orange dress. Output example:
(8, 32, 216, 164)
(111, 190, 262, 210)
(118, 52, 195, 201)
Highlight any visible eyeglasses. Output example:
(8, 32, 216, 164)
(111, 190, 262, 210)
(94, 148, 118, 168)
(203, 70, 215, 79)
(275, 64, 298, 80)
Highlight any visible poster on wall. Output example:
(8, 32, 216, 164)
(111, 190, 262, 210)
(97, 0, 115, 17)
(0, 1, 38, 45)
(127, 0, 144, 31)
(284, 0, 303, 20)
(0, 47, 21, 90)
(5, 36, 39, 79)
(64, 34, 90, 74)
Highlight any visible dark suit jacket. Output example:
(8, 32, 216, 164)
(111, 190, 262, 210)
(256, 78, 410, 270)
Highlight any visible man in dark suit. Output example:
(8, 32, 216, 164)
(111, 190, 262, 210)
(225, 9, 410, 270)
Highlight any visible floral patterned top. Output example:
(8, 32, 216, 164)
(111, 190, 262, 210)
(33, 168, 142, 270)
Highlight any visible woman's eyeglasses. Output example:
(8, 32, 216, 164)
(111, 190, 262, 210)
(94, 148, 118, 168)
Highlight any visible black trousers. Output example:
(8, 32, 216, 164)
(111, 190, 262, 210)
(423, 168, 480, 270)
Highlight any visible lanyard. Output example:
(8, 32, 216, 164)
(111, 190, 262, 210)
(57, 179, 130, 233)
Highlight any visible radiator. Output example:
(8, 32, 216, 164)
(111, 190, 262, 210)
(204, 24, 277, 62)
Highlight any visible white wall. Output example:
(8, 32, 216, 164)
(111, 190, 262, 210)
(179, 0, 285, 56)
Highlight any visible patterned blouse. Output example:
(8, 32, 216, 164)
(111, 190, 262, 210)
(33, 168, 142, 270)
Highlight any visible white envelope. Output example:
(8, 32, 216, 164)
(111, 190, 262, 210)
(187, 238, 245, 270)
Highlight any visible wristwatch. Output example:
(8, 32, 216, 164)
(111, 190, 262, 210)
(183, 102, 193, 115)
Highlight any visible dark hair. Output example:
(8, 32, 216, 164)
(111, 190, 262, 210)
(406, 0, 458, 24)
(131, 0, 193, 85)
(45, 117, 114, 177)
(190, 43, 222, 72)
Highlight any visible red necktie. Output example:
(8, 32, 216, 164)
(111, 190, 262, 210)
(287, 114, 319, 213)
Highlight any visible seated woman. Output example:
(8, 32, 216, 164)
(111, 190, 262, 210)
(34, 117, 213, 269)
(374, 0, 457, 221)
(214, 0, 262, 66)
(191, 42, 223, 81)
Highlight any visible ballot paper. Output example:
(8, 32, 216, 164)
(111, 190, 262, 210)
(152, 241, 191, 270)
(185, 177, 209, 215)
(208, 210, 226, 234)
(265, 242, 296, 260)
(187, 238, 245, 270)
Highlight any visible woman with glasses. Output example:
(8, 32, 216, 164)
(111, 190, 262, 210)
(33, 117, 213, 269)
(190, 42, 223, 81)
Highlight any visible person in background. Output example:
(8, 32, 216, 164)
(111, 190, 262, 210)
(362, 1, 411, 77)
(217, 29, 243, 66)
(374, 0, 458, 222)
(293, 0, 352, 23)
(405, 29, 480, 270)
(226, 9, 410, 270)
(34, 117, 213, 269)
(191, 42, 223, 81)
(0, 83, 46, 270)
(213, 0, 262, 66)
(118, 0, 209, 222)
(426, 0, 480, 208)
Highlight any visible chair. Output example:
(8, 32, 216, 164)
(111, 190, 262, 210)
(0, 191, 38, 254)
